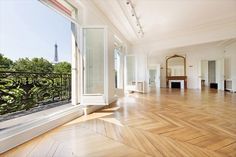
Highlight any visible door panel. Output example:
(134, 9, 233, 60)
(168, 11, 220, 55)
(83, 28, 104, 94)
(81, 27, 107, 105)
(198, 61, 202, 89)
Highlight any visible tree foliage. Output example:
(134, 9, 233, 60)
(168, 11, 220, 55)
(53, 62, 71, 74)
(0, 54, 72, 115)
(0, 54, 72, 74)
(13, 57, 54, 73)
(0, 53, 14, 70)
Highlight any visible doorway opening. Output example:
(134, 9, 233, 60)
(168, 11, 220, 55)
(148, 64, 161, 90)
(149, 69, 156, 87)
(200, 59, 224, 91)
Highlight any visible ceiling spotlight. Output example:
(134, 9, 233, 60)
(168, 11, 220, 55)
(125, 0, 144, 37)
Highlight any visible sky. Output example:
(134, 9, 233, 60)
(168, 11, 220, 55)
(0, 0, 71, 63)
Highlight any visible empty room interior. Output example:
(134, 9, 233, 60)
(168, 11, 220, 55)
(1, 0, 236, 156)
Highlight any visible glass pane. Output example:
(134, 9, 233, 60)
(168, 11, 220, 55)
(114, 48, 121, 88)
(168, 57, 184, 76)
(83, 28, 104, 94)
(126, 56, 136, 85)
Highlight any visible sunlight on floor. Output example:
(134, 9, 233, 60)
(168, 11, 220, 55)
(64, 112, 114, 126)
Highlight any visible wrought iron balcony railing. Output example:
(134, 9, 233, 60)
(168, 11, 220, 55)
(0, 71, 71, 115)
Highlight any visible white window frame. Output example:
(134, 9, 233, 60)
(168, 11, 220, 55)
(80, 26, 108, 105)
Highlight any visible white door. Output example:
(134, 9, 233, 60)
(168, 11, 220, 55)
(198, 61, 202, 89)
(156, 64, 161, 88)
(216, 58, 225, 90)
(81, 27, 108, 105)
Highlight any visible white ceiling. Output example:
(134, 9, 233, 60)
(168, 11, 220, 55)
(133, 0, 236, 41)
(92, 0, 236, 49)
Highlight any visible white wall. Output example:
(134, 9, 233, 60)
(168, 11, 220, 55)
(140, 41, 236, 89)
(176, 44, 224, 89)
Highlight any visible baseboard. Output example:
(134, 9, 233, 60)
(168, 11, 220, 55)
(0, 105, 83, 153)
(83, 105, 105, 115)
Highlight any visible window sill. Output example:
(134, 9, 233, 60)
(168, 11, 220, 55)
(0, 105, 83, 153)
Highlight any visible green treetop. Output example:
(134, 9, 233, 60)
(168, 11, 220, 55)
(53, 61, 71, 74)
(13, 57, 54, 73)
(0, 53, 14, 70)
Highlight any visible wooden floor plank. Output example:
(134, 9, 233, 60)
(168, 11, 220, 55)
(1, 88, 236, 157)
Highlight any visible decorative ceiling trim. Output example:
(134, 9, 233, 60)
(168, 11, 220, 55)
(217, 39, 236, 48)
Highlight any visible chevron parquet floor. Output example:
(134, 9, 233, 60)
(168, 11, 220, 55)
(2, 88, 236, 157)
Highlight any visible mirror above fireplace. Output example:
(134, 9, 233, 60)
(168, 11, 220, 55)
(166, 55, 187, 89)
(167, 57, 185, 76)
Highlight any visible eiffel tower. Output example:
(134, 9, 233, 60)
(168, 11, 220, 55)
(54, 43, 59, 64)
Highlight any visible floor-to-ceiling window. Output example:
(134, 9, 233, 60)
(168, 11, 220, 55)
(114, 47, 121, 88)
(0, 0, 72, 129)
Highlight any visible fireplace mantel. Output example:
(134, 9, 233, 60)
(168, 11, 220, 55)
(166, 76, 187, 89)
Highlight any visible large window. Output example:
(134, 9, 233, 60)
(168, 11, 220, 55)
(114, 48, 121, 88)
(0, 0, 72, 127)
